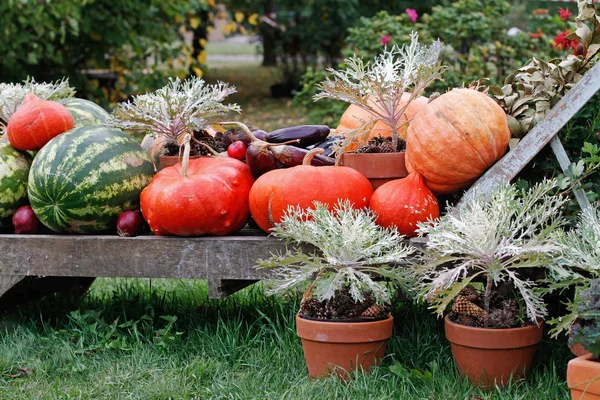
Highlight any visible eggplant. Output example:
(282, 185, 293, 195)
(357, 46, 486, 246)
(315, 135, 343, 157)
(270, 145, 334, 168)
(223, 128, 267, 147)
(266, 125, 330, 148)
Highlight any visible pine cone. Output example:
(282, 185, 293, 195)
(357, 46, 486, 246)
(459, 286, 480, 302)
(452, 295, 487, 318)
(360, 305, 385, 319)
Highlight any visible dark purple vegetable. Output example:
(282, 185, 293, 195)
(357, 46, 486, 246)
(117, 210, 143, 237)
(13, 205, 41, 234)
(269, 145, 334, 168)
(266, 125, 330, 148)
(223, 128, 267, 146)
(246, 145, 279, 178)
(315, 135, 343, 157)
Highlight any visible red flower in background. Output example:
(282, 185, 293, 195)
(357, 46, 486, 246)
(529, 28, 543, 39)
(559, 8, 573, 20)
(405, 8, 418, 23)
(381, 35, 391, 46)
(554, 29, 579, 54)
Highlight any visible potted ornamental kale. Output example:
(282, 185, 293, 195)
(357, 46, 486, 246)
(258, 199, 414, 379)
(107, 77, 240, 170)
(567, 280, 600, 400)
(415, 180, 567, 388)
(314, 32, 445, 189)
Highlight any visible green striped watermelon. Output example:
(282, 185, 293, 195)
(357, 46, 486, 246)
(0, 140, 31, 227)
(28, 125, 155, 233)
(57, 98, 109, 128)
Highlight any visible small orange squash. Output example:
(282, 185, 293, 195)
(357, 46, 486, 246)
(369, 172, 439, 237)
(336, 93, 428, 142)
(405, 89, 511, 195)
(7, 94, 74, 151)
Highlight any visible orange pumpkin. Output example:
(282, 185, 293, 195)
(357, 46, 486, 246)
(405, 89, 511, 195)
(140, 157, 254, 236)
(249, 154, 373, 233)
(336, 93, 428, 142)
(7, 94, 74, 151)
(369, 172, 439, 237)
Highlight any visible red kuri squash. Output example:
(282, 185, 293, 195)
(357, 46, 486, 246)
(369, 172, 439, 237)
(7, 94, 74, 151)
(140, 157, 254, 236)
(405, 88, 511, 195)
(249, 151, 373, 233)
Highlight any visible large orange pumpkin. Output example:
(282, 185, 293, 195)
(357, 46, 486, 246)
(249, 155, 373, 233)
(336, 93, 428, 142)
(369, 172, 439, 238)
(140, 157, 254, 236)
(405, 89, 511, 195)
(7, 94, 74, 151)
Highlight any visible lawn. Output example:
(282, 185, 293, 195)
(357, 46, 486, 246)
(0, 278, 572, 399)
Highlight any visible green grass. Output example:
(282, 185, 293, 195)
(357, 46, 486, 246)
(0, 278, 572, 399)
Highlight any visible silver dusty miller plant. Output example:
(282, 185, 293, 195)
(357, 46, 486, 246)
(0, 78, 75, 131)
(107, 77, 240, 144)
(547, 205, 600, 336)
(416, 180, 568, 324)
(257, 200, 415, 306)
(314, 32, 445, 161)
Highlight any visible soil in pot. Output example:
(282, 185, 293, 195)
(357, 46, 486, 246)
(158, 130, 228, 170)
(445, 286, 543, 388)
(297, 286, 393, 379)
(567, 353, 600, 399)
(340, 136, 408, 190)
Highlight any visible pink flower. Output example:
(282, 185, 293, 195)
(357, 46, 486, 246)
(381, 35, 391, 46)
(559, 7, 573, 20)
(406, 8, 418, 23)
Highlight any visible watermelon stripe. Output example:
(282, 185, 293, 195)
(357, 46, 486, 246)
(28, 126, 154, 233)
(0, 140, 30, 223)
(57, 98, 109, 128)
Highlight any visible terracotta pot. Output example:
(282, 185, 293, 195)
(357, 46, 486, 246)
(445, 315, 543, 388)
(340, 152, 408, 190)
(158, 155, 201, 171)
(567, 353, 600, 399)
(296, 314, 393, 379)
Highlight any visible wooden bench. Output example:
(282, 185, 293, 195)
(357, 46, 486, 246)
(1, 63, 598, 310)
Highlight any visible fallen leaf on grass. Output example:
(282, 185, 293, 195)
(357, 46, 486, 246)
(7, 366, 33, 378)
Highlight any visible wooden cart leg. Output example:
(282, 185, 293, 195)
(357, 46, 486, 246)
(0, 276, 96, 310)
(208, 279, 258, 299)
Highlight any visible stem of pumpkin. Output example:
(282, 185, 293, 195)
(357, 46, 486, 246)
(180, 133, 192, 178)
(302, 148, 325, 165)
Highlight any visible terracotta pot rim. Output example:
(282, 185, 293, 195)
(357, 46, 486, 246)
(445, 314, 543, 333)
(296, 313, 393, 344)
(298, 313, 389, 323)
(445, 315, 544, 350)
(341, 151, 405, 157)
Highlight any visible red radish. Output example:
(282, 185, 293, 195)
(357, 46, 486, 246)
(227, 140, 247, 160)
(12, 205, 41, 234)
(116, 210, 144, 237)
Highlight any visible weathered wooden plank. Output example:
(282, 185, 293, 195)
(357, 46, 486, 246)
(0, 234, 287, 280)
(550, 136, 591, 210)
(0, 277, 95, 309)
(463, 61, 600, 202)
(0, 275, 26, 298)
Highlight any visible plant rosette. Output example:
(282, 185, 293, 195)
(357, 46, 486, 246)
(257, 200, 415, 378)
(313, 32, 446, 190)
(416, 180, 568, 388)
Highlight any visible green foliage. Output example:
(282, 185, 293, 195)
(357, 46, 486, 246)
(0, 0, 212, 105)
(292, 68, 347, 127)
(571, 280, 600, 358)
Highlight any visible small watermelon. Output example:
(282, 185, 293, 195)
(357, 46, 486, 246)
(28, 125, 155, 233)
(57, 98, 110, 128)
(0, 140, 31, 227)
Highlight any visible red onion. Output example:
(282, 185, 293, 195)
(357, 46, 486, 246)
(116, 210, 143, 237)
(13, 205, 41, 234)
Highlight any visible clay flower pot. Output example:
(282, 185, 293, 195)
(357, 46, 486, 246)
(158, 155, 201, 171)
(296, 314, 393, 379)
(567, 353, 600, 399)
(570, 319, 591, 357)
(340, 152, 408, 190)
(445, 315, 543, 388)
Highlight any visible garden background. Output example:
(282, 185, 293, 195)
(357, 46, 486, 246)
(1, 0, 599, 398)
